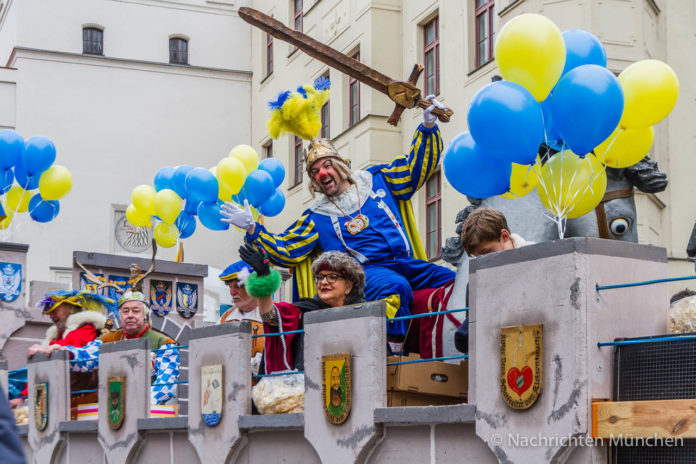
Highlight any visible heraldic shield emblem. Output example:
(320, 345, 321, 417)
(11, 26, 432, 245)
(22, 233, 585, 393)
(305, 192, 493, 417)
(201, 364, 223, 427)
(34, 382, 48, 431)
(0, 262, 22, 302)
(108, 376, 126, 430)
(500, 324, 543, 410)
(322, 353, 352, 424)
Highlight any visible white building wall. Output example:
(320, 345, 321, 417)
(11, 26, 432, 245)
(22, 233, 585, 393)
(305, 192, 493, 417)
(0, 0, 252, 294)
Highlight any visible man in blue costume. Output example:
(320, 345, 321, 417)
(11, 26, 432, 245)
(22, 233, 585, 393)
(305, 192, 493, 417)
(221, 97, 455, 349)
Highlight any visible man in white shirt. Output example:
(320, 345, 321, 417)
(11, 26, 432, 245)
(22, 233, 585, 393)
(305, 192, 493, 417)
(218, 261, 264, 374)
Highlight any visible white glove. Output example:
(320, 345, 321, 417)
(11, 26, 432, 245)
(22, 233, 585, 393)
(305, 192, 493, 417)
(221, 199, 255, 231)
(251, 352, 263, 376)
(423, 94, 445, 125)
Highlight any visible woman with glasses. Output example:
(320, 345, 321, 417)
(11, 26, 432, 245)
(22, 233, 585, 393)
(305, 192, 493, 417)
(239, 244, 365, 374)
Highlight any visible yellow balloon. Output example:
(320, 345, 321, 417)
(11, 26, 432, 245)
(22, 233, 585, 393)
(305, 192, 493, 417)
(126, 204, 152, 228)
(153, 189, 182, 225)
(595, 126, 654, 169)
(537, 151, 605, 219)
(618, 59, 679, 129)
(131, 185, 156, 216)
(6, 185, 32, 212)
(228, 145, 258, 176)
(494, 14, 565, 101)
(38, 165, 73, 201)
(0, 206, 14, 230)
(501, 163, 539, 199)
(153, 222, 179, 248)
(217, 157, 247, 195)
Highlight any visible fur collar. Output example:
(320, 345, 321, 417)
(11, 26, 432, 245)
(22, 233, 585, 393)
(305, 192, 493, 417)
(309, 170, 373, 216)
(42, 311, 107, 347)
(511, 233, 535, 249)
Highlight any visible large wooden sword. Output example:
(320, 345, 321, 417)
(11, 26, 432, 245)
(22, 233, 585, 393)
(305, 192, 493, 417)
(239, 7, 454, 126)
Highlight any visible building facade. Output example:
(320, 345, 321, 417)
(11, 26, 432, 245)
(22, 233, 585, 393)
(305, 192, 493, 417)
(0, 0, 251, 300)
(248, 0, 696, 289)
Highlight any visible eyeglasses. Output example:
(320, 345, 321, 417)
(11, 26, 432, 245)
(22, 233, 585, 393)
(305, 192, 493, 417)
(314, 273, 345, 284)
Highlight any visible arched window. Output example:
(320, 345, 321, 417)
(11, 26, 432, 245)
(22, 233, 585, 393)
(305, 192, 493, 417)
(83, 27, 103, 55)
(169, 37, 188, 65)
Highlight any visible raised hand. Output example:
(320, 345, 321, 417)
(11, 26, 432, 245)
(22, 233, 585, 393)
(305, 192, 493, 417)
(221, 199, 255, 231)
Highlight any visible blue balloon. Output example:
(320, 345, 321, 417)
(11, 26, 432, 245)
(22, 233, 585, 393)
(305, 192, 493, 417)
(184, 198, 200, 215)
(259, 158, 286, 188)
(175, 211, 197, 239)
(21, 136, 56, 176)
(172, 165, 194, 198)
(13, 163, 40, 190)
(443, 132, 511, 198)
(540, 95, 564, 151)
(197, 201, 229, 231)
(243, 170, 274, 208)
(562, 29, 607, 76)
(1, 168, 14, 194)
(259, 188, 286, 217)
(468, 81, 544, 165)
(0, 130, 24, 169)
(185, 167, 219, 203)
(550, 64, 623, 156)
(154, 166, 176, 192)
(28, 193, 60, 223)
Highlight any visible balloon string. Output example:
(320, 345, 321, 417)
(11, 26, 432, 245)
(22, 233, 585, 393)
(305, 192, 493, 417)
(560, 126, 623, 217)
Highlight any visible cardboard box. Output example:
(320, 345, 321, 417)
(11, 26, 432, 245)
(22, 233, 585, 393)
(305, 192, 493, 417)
(387, 354, 468, 399)
(387, 391, 466, 407)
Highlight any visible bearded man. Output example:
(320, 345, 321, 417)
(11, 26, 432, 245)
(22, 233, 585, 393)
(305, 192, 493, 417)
(221, 97, 455, 349)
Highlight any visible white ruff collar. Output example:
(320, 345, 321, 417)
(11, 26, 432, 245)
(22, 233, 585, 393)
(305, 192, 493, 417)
(309, 170, 373, 216)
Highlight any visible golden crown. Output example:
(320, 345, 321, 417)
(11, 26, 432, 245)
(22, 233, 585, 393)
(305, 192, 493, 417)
(304, 138, 349, 172)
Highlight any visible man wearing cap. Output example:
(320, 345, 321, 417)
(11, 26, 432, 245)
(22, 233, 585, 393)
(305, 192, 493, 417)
(66, 291, 180, 405)
(221, 98, 455, 349)
(218, 261, 264, 375)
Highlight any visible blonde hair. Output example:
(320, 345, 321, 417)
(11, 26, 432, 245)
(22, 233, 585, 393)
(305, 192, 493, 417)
(460, 208, 510, 255)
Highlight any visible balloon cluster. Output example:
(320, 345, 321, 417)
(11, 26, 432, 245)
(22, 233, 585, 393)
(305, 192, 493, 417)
(0, 130, 73, 229)
(127, 145, 286, 248)
(444, 14, 678, 233)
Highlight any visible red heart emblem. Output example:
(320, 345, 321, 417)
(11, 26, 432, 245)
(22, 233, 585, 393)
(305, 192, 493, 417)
(507, 366, 533, 397)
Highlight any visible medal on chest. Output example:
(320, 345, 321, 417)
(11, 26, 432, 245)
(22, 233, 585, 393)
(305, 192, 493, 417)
(345, 214, 369, 235)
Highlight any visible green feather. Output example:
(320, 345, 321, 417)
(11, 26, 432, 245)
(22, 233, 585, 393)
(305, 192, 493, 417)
(245, 269, 282, 298)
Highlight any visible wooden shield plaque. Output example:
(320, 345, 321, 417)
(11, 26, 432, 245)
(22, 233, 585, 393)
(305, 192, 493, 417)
(108, 376, 125, 430)
(34, 382, 48, 431)
(500, 324, 543, 410)
(201, 364, 224, 427)
(322, 353, 352, 425)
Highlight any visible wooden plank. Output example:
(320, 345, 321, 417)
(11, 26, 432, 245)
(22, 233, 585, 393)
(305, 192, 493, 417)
(592, 399, 696, 439)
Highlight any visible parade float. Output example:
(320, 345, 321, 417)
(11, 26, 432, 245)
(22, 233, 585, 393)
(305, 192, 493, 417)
(0, 9, 693, 464)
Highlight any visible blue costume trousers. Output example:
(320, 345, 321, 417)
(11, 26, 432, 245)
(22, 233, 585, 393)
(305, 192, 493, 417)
(363, 258, 455, 337)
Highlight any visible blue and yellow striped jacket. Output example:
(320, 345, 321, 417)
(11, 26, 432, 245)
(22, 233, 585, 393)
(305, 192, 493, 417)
(246, 124, 442, 267)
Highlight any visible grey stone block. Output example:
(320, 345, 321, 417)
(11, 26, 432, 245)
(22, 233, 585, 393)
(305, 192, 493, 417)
(73, 251, 208, 277)
(59, 420, 98, 433)
(238, 413, 304, 431)
(374, 404, 476, 425)
(304, 300, 385, 324)
(137, 417, 188, 430)
(17, 424, 28, 436)
(99, 337, 149, 354)
(189, 321, 250, 339)
(470, 236, 666, 273)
